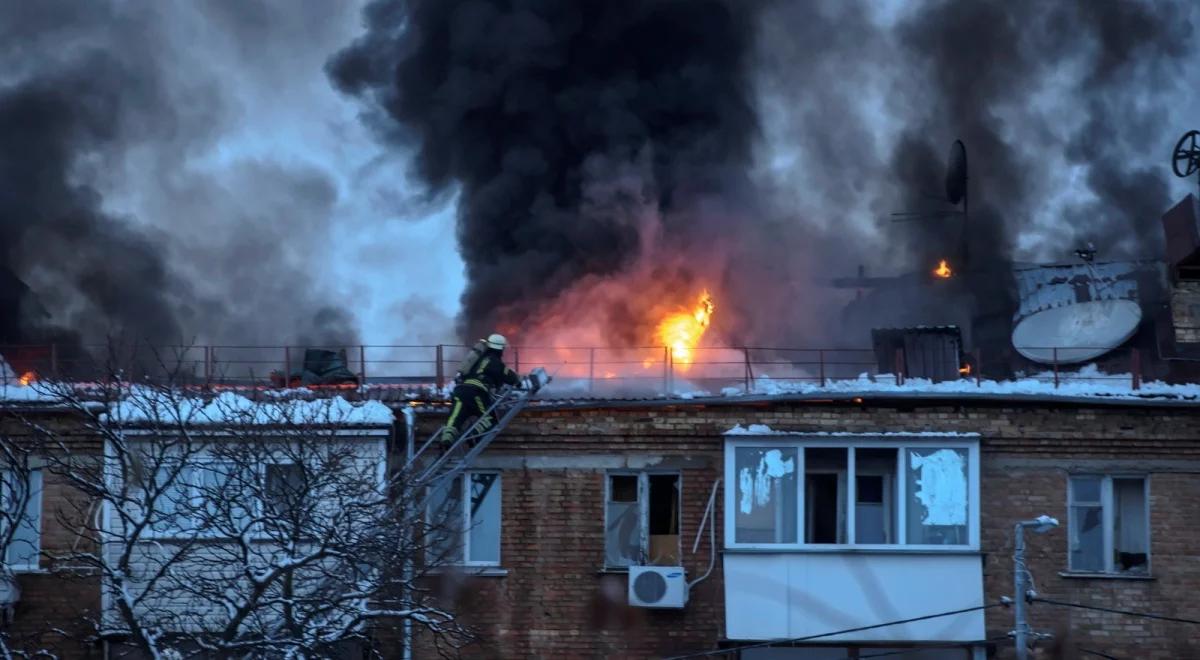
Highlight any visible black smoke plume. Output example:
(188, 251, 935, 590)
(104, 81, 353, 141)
(335, 0, 1197, 352)
(330, 0, 764, 341)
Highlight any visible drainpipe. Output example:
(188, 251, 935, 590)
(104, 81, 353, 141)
(401, 404, 416, 660)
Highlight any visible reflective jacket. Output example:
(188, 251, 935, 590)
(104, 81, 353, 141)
(460, 349, 520, 392)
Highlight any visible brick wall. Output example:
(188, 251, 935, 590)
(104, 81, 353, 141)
(1172, 280, 1200, 343)
(1, 412, 101, 660)
(407, 399, 1200, 659)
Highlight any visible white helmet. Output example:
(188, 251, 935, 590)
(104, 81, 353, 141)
(485, 333, 507, 350)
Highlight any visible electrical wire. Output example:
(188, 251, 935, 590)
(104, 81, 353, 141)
(1032, 597, 1200, 626)
(662, 602, 1004, 659)
(1077, 648, 1122, 660)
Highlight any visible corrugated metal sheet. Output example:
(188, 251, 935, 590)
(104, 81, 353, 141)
(1013, 261, 1164, 322)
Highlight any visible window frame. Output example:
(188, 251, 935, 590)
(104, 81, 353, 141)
(603, 470, 682, 569)
(1066, 474, 1151, 575)
(425, 470, 503, 568)
(0, 468, 42, 572)
(139, 459, 251, 540)
(724, 436, 980, 552)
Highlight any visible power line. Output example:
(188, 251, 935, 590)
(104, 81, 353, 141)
(662, 602, 1004, 660)
(1032, 597, 1200, 626)
(1077, 648, 1122, 660)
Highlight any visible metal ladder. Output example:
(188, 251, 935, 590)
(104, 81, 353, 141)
(406, 366, 550, 493)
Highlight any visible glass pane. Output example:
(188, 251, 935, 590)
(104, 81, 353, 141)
(428, 477, 464, 564)
(805, 448, 846, 544)
(1071, 476, 1102, 504)
(265, 464, 306, 516)
(1070, 504, 1104, 571)
(151, 466, 191, 534)
(468, 473, 501, 564)
(905, 448, 968, 545)
(855, 448, 897, 544)
(734, 447, 798, 544)
(605, 500, 641, 566)
(6, 470, 41, 567)
(1113, 478, 1148, 573)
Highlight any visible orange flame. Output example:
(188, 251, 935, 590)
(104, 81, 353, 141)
(655, 290, 715, 366)
(17, 371, 35, 386)
(959, 364, 972, 376)
(933, 259, 952, 279)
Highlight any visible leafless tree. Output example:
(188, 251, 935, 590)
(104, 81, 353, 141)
(23, 355, 472, 659)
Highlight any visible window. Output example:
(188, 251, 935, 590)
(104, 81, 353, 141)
(264, 463, 306, 519)
(733, 448, 797, 544)
(604, 473, 680, 567)
(1068, 475, 1149, 574)
(427, 472, 502, 566)
(725, 438, 978, 550)
(144, 463, 252, 537)
(0, 469, 41, 570)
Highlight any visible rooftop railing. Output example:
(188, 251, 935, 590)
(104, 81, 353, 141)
(0, 343, 1164, 398)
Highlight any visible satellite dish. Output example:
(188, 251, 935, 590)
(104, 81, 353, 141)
(1011, 299, 1142, 365)
(945, 139, 967, 205)
(1172, 130, 1200, 178)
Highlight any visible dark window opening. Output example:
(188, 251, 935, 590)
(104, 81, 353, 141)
(806, 448, 846, 544)
(648, 474, 679, 565)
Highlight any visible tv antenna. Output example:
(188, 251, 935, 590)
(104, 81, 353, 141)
(1172, 130, 1200, 195)
(890, 139, 970, 266)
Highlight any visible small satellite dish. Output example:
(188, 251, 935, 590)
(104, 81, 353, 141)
(1011, 299, 1142, 365)
(945, 139, 967, 205)
(1173, 130, 1200, 179)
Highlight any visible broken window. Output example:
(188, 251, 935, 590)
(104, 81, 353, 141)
(604, 472, 680, 567)
(905, 448, 968, 545)
(734, 447, 798, 544)
(805, 448, 846, 544)
(427, 471, 502, 566)
(727, 440, 976, 549)
(1069, 475, 1149, 574)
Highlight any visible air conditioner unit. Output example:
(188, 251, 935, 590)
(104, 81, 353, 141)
(628, 566, 688, 608)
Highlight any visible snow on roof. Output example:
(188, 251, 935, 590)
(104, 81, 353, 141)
(725, 424, 981, 437)
(730, 364, 1200, 402)
(101, 390, 394, 427)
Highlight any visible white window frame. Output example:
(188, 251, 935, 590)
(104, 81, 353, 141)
(603, 471, 682, 569)
(724, 436, 980, 552)
(1067, 474, 1151, 575)
(426, 471, 503, 568)
(139, 459, 252, 540)
(1, 468, 42, 572)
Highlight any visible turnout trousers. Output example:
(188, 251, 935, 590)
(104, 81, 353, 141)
(441, 383, 494, 444)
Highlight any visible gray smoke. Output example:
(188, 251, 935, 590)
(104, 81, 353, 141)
(0, 0, 363, 353)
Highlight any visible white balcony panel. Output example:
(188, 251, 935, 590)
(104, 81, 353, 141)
(724, 553, 985, 642)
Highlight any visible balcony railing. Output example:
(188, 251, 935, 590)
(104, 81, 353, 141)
(0, 343, 1164, 398)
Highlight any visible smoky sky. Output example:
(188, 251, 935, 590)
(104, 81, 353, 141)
(0, 0, 366, 351)
(333, 0, 1198, 349)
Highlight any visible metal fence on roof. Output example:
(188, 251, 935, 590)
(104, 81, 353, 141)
(0, 343, 1159, 398)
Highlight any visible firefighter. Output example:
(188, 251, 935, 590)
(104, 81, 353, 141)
(441, 333, 522, 445)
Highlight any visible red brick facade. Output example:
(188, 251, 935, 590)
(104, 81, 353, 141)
(410, 398, 1200, 659)
(5, 398, 1200, 659)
